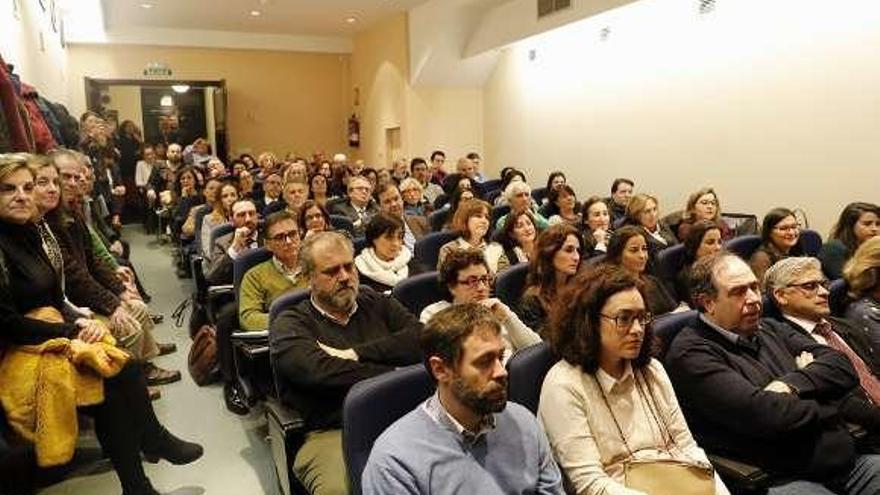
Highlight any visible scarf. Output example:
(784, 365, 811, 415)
(355, 247, 412, 288)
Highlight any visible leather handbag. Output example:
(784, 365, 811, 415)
(188, 325, 219, 386)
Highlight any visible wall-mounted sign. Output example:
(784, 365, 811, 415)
(143, 62, 173, 77)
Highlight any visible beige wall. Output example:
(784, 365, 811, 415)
(105, 85, 144, 131)
(67, 44, 350, 157)
(483, 0, 880, 236)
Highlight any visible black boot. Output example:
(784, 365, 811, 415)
(143, 428, 203, 465)
(224, 382, 249, 416)
(123, 478, 161, 495)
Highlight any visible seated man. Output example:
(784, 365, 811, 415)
(206, 199, 259, 285)
(375, 183, 428, 253)
(495, 181, 550, 231)
(665, 252, 880, 494)
(362, 303, 563, 494)
(269, 231, 423, 495)
(329, 175, 379, 237)
(764, 257, 880, 434)
(605, 178, 633, 226)
(260, 172, 283, 214)
(410, 157, 444, 205)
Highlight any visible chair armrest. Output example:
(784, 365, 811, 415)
(708, 454, 772, 491)
(207, 285, 234, 297)
(232, 330, 269, 340)
(265, 399, 305, 432)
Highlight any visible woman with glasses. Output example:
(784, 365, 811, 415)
(749, 207, 804, 283)
(676, 187, 732, 242)
(298, 200, 332, 240)
(539, 264, 729, 495)
(844, 237, 880, 352)
(354, 212, 413, 294)
(820, 202, 880, 279)
(603, 226, 678, 316)
(420, 248, 540, 362)
(438, 198, 510, 273)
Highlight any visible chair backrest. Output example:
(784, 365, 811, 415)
(343, 364, 435, 495)
(723, 235, 761, 261)
(484, 189, 502, 206)
(490, 204, 511, 227)
(655, 244, 687, 283)
(721, 212, 759, 237)
(433, 193, 449, 211)
(330, 214, 355, 236)
(828, 279, 850, 316)
(192, 206, 211, 254)
(413, 231, 458, 271)
(390, 271, 444, 317)
(652, 310, 699, 358)
(352, 237, 369, 255)
(233, 247, 273, 300)
(478, 178, 502, 196)
(264, 200, 286, 216)
(799, 229, 823, 257)
(506, 342, 555, 414)
(208, 223, 235, 253)
(268, 288, 311, 323)
(531, 186, 548, 204)
(495, 262, 529, 307)
(428, 209, 449, 232)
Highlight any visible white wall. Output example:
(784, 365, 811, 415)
(1, 0, 69, 104)
(105, 85, 144, 130)
(483, 0, 880, 236)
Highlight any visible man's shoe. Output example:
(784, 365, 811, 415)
(148, 386, 161, 401)
(143, 428, 204, 465)
(224, 383, 249, 416)
(143, 363, 181, 386)
(157, 342, 176, 356)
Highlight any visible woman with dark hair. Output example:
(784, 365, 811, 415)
(441, 185, 476, 230)
(546, 171, 567, 193)
(676, 187, 732, 242)
(361, 167, 379, 190)
(677, 220, 723, 303)
(355, 212, 413, 293)
(438, 199, 509, 273)
(0, 154, 202, 495)
(546, 184, 581, 227)
(239, 153, 257, 171)
(749, 207, 803, 282)
(298, 200, 332, 240)
(603, 226, 678, 315)
(819, 202, 880, 279)
(420, 248, 540, 362)
(170, 166, 204, 239)
(539, 264, 728, 495)
(495, 209, 538, 264)
(581, 196, 612, 256)
(308, 172, 331, 206)
(441, 172, 476, 198)
(516, 224, 583, 334)
(199, 182, 238, 258)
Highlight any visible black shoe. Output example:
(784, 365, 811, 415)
(157, 342, 175, 356)
(224, 383, 249, 416)
(143, 428, 203, 465)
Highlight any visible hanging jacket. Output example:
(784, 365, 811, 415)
(47, 102, 80, 148)
(0, 57, 33, 152)
(20, 84, 57, 153)
(35, 94, 63, 145)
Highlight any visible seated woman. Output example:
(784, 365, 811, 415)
(0, 154, 201, 495)
(624, 193, 678, 249)
(546, 171, 567, 195)
(676, 187, 733, 242)
(516, 224, 583, 335)
(355, 212, 413, 293)
(546, 184, 581, 227)
(844, 236, 880, 352)
(239, 211, 308, 331)
(493, 168, 526, 207)
(603, 226, 678, 315)
(170, 166, 204, 241)
(748, 207, 803, 282)
(495, 209, 538, 264)
(308, 172, 331, 207)
(438, 199, 510, 273)
(539, 264, 729, 495)
(399, 177, 431, 217)
(281, 177, 309, 216)
(420, 248, 541, 361)
(199, 182, 238, 259)
(298, 200, 332, 240)
(676, 220, 723, 304)
(581, 196, 612, 256)
(496, 181, 550, 231)
(820, 202, 880, 279)
(180, 177, 221, 242)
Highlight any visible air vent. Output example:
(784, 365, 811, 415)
(538, 0, 572, 18)
(698, 0, 716, 15)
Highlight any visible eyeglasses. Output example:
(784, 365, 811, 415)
(600, 310, 652, 333)
(456, 275, 492, 288)
(787, 279, 829, 293)
(697, 199, 718, 206)
(0, 182, 35, 196)
(268, 230, 300, 243)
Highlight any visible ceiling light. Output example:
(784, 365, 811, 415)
(140, 3, 153, 8)
(160, 95, 173, 107)
(345, 17, 357, 24)
(171, 85, 190, 94)
(250, 10, 261, 17)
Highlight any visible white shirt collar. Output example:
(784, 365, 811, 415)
(595, 362, 635, 395)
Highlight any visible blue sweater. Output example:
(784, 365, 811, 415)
(361, 399, 563, 494)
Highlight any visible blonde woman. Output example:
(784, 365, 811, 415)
(676, 187, 732, 242)
(844, 236, 880, 353)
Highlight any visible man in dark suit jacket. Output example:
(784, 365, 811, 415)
(206, 199, 260, 285)
(665, 252, 880, 491)
(329, 175, 378, 237)
(376, 182, 429, 253)
(764, 257, 880, 435)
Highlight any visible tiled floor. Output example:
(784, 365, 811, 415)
(40, 227, 279, 495)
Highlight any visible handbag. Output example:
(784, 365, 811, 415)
(188, 325, 219, 386)
(595, 369, 715, 495)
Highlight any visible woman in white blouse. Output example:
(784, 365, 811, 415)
(538, 264, 728, 495)
(437, 198, 510, 273)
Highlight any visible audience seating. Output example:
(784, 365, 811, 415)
(799, 229, 823, 257)
(494, 262, 529, 308)
(506, 342, 556, 414)
(353, 237, 368, 255)
(655, 244, 687, 285)
(268, 288, 311, 323)
(329, 215, 355, 236)
(477, 178, 502, 196)
(390, 271, 444, 317)
(723, 235, 762, 261)
(229, 247, 275, 402)
(652, 310, 699, 358)
(342, 365, 435, 495)
(428, 208, 450, 232)
(413, 231, 458, 272)
(191, 205, 212, 256)
(828, 279, 850, 316)
(490, 204, 511, 227)
(531, 186, 548, 205)
(484, 189, 502, 206)
(721, 213, 759, 237)
(432, 194, 449, 211)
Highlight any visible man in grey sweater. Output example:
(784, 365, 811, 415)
(361, 304, 563, 494)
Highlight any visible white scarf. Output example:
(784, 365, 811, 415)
(355, 247, 412, 288)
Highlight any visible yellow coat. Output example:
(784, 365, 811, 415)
(0, 307, 129, 467)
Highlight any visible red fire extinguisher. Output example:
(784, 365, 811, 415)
(348, 114, 360, 148)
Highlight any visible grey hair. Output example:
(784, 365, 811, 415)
(763, 256, 822, 294)
(504, 180, 531, 201)
(299, 231, 353, 277)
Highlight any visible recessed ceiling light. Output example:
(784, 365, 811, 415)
(345, 16, 357, 24)
(250, 10, 261, 17)
(140, 3, 153, 9)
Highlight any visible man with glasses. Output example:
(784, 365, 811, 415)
(764, 257, 880, 438)
(329, 175, 378, 237)
(666, 252, 880, 494)
(269, 231, 423, 495)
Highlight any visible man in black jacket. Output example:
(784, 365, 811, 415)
(269, 231, 422, 495)
(665, 252, 880, 493)
(764, 256, 880, 436)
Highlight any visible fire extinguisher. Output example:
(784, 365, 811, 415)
(348, 114, 360, 148)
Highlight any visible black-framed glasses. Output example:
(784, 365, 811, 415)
(268, 230, 300, 243)
(600, 310, 652, 333)
(787, 279, 829, 293)
(456, 275, 492, 289)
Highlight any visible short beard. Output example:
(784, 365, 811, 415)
(451, 375, 507, 417)
(316, 283, 357, 315)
